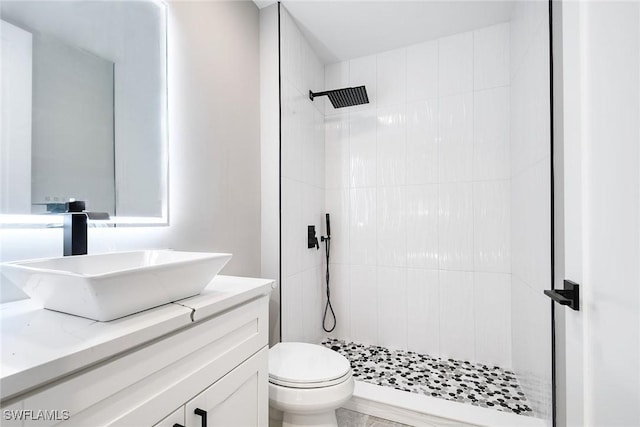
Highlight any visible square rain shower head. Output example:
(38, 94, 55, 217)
(309, 86, 369, 108)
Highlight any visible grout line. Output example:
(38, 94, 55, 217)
(436, 37, 443, 356)
(402, 45, 410, 353)
(471, 28, 478, 363)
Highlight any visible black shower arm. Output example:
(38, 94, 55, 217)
(309, 90, 330, 100)
(309, 88, 359, 100)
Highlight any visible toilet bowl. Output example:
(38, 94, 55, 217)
(268, 342, 354, 427)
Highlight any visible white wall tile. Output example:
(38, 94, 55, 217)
(406, 184, 439, 269)
(377, 48, 406, 107)
(474, 87, 510, 181)
(301, 101, 316, 186)
(281, 82, 302, 181)
(407, 268, 440, 355)
(528, 25, 551, 167)
(511, 276, 552, 417)
(351, 265, 378, 345)
(279, 9, 291, 83)
(377, 187, 406, 267)
(282, 273, 304, 342)
(407, 40, 438, 102)
(279, 9, 292, 87)
(304, 40, 325, 113)
(438, 183, 473, 271)
(511, 171, 527, 285)
(511, 24, 549, 176)
(327, 263, 351, 340)
(474, 272, 511, 368)
(325, 113, 350, 190)
(377, 267, 407, 350)
(314, 108, 326, 188)
(509, 1, 527, 81)
(282, 177, 302, 277)
(325, 61, 350, 115)
(350, 109, 377, 187)
(473, 181, 510, 273)
(406, 100, 438, 185)
(325, 61, 350, 90)
(350, 54, 377, 110)
(377, 106, 406, 186)
(302, 266, 323, 344)
(438, 32, 473, 97)
(350, 188, 377, 266)
(283, 10, 303, 95)
(511, 159, 550, 293)
(510, 0, 548, 83)
(474, 23, 510, 90)
(439, 270, 475, 361)
(510, 56, 531, 177)
(439, 93, 473, 183)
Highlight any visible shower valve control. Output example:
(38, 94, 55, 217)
(308, 225, 319, 250)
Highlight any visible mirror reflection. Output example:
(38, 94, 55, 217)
(0, 0, 167, 220)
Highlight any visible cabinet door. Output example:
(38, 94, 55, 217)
(153, 407, 185, 427)
(185, 347, 267, 427)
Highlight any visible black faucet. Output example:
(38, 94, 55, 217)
(63, 200, 110, 256)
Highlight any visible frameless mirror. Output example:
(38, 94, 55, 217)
(0, 0, 167, 225)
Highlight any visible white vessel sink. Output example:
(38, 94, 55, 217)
(1, 250, 232, 321)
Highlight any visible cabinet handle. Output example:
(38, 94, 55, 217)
(172, 424, 184, 427)
(194, 408, 207, 427)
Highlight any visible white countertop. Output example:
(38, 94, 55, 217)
(0, 275, 275, 402)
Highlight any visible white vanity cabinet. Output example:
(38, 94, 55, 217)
(0, 276, 274, 427)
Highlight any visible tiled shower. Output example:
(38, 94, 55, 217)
(279, 1, 551, 423)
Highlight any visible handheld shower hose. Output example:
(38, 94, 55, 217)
(321, 213, 336, 333)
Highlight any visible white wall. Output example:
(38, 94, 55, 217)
(279, 6, 326, 344)
(163, 0, 261, 276)
(0, 1, 262, 301)
(509, 0, 552, 421)
(558, 2, 640, 425)
(561, 2, 640, 425)
(323, 23, 512, 369)
(554, 2, 582, 425)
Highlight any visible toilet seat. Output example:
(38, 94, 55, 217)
(270, 370, 352, 388)
(269, 342, 351, 389)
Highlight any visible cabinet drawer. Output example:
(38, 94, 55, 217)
(13, 296, 268, 427)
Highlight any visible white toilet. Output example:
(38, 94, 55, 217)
(268, 342, 354, 427)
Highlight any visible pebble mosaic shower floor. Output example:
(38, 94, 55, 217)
(321, 338, 534, 417)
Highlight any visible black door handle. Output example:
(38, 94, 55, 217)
(194, 408, 207, 427)
(544, 280, 579, 311)
(173, 424, 184, 427)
